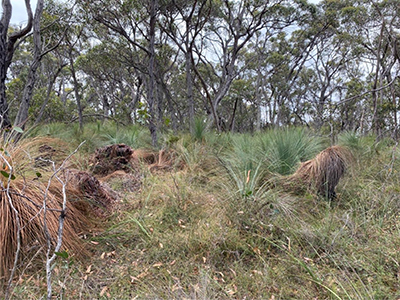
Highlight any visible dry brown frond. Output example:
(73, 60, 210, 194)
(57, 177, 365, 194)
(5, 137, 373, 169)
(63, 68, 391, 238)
(0, 179, 89, 280)
(148, 149, 183, 172)
(131, 148, 157, 164)
(285, 145, 353, 199)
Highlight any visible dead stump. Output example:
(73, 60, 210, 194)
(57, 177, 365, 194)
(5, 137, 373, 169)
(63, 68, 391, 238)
(65, 170, 118, 217)
(91, 144, 136, 176)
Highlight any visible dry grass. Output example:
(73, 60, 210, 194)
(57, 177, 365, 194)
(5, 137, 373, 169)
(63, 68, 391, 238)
(133, 148, 184, 172)
(285, 145, 354, 199)
(0, 137, 99, 282)
(0, 179, 89, 280)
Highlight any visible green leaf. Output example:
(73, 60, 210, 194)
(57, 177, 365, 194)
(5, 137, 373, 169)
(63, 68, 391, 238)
(36, 172, 42, 178)
(0, 170, 15, 180)
(55, 251, 69, 259)
(12, 126, 24, 133)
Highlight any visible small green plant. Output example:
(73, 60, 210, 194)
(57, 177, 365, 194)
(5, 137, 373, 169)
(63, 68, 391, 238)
(259, 127, 325, 175)
(190, 116, 209, 142)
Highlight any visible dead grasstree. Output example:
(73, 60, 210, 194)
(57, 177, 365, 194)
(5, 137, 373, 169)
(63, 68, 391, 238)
(0, 139, 100, 298)
(92, 144, 184, 178)
(91, 144, 136, 176)
(0, 178, 89, 282)
(61, 170, 118, 217)
(284, 146, 353, 199)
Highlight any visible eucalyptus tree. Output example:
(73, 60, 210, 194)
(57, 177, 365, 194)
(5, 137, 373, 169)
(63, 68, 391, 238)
(233, 1, 321, 129)
(33, 51, 68, 125)
(158, 0, 212, 129)
(307, 31, 357, 131)
(13, 0, 45, 130)
(77, 42, 142, 124)
(79, 0, 162, 146)
(190, 0, 317, 131)
(0, 0, 33, 128)
(3, 0, 84, 130)
(17, 0, 78, 128)
(321, 0, 400, 138)
(366, 0, 400, 139)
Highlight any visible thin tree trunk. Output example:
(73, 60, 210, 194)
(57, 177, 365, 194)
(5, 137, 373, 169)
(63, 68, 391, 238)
(34, 63, 66, 126)
(256, 69, 263, 131)
(372, 23, 385, 139)
(228, 98, 238, 132)
(185, 41, 194, 130)
(69, 55, 83, 130)
(147, 0, 158, 147)
(14, 0, 44, 130)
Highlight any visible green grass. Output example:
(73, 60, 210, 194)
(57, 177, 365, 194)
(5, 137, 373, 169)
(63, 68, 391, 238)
(4, 126, 400, 299)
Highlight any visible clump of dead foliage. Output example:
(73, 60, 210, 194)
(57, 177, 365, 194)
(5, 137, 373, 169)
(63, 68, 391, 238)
(0, 138, 98, 282)
(63, 169, 119, 217)
(0, 176, 89, 281)
(284, 145, 354, 199)
(91, 144, 135, 176)
(0, 140, 186, 283)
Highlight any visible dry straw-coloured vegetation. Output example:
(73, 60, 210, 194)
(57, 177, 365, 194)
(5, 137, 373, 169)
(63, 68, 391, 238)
(2, 124, 400, 299)
(0, 138, 90, 282)
(286, 145, 354, 199)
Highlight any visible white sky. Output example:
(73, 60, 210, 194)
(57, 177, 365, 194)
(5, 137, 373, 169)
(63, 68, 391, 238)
(1, 0, 38, 26)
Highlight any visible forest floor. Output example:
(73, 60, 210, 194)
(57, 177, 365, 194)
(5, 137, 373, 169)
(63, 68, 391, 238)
(2, 123, 400, 299)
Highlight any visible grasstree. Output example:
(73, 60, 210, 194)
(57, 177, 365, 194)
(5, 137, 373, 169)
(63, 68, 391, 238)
(62, 169, 118, 217)
(284, 145, 354, 200)
(0, 137, 91, 290)
(91, 144, 135, 176)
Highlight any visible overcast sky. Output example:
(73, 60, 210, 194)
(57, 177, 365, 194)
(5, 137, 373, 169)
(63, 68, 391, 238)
(1, 0, 38, 26)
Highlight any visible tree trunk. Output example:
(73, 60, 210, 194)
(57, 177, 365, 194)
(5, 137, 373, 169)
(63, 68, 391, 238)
(69, 55, 84, 130)
(0, 0, 33, 129)
(147, 0, 158, 147)
(185, 41, 194, 130)
(14, 0, 44, 129)
(372, 23, 385, 140)
(0, 7, 10, 128)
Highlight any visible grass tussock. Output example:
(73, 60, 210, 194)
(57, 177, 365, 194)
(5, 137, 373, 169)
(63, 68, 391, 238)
(0, 179, 89, 280)
(0, 137, 97, 283)
(285, 145, 354, 199)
